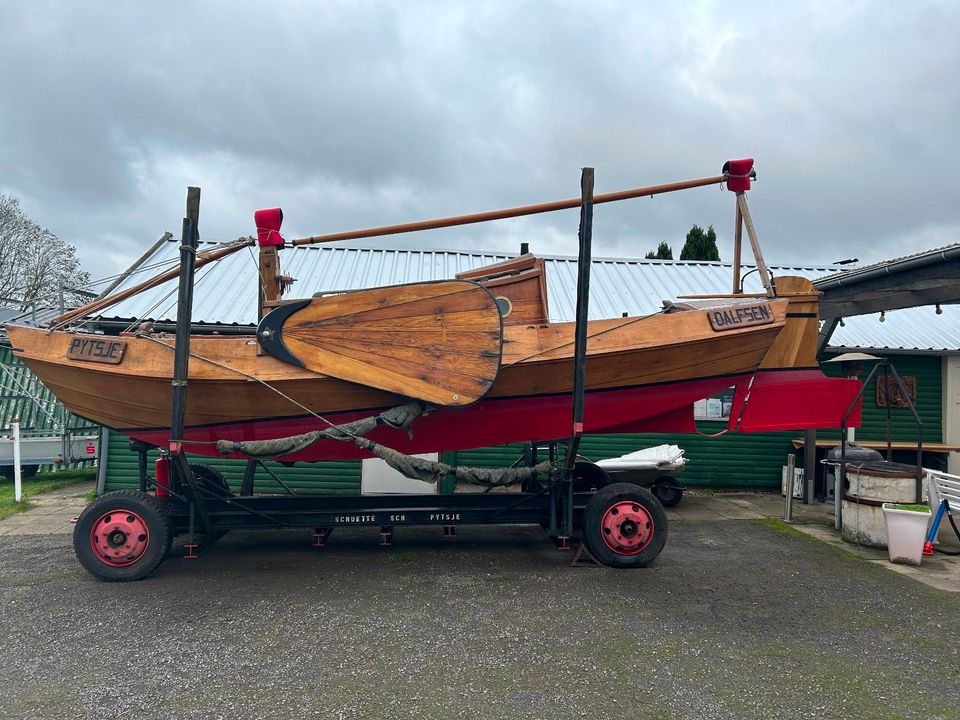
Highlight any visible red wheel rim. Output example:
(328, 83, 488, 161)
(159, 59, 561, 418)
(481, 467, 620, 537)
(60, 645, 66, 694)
(599, 501, 654, 556)
(89, 510, 150, 567)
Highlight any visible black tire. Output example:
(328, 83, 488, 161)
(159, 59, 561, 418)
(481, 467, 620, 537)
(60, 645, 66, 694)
(571, 461, 612, 493)
(73, 490, 172, 581)
(1, 464, 40, 481)
(188, 464, 231, 497)
(582, 483, 667, 568)
(652, 475, 684, 507)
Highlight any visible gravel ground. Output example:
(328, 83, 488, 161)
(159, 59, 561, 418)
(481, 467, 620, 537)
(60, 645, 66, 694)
(0, 521, 958, 720)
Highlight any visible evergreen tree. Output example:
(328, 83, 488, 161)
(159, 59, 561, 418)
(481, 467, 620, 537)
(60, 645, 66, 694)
(644, 241, 674, 260)
(679, 224, 721, 261)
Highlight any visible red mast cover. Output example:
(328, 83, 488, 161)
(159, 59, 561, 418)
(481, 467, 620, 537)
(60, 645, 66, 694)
(254, 208, 285, 247)
(723, 158, 754, 192)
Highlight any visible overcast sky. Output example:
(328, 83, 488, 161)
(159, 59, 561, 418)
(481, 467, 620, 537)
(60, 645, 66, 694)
(1, 1, 957, 289)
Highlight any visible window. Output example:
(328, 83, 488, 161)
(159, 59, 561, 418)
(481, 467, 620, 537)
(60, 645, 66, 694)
(694, 386, 735, 421)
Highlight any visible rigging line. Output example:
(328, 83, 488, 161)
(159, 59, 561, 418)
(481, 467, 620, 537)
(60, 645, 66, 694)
(80, 238, 255, 290)
(119, 284, 180, 335)
(81, 258, 184, 289)
(0, 365, 59, 425)
(501, 309, 667, 368)
(245, 243, 270, 291)
(120, 254, 224, 334)
(50, 238, 255, 329)
(137, 335, 373, 443)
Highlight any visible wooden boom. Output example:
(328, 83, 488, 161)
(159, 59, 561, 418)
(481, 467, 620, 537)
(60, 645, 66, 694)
(291, 174, 726, 247)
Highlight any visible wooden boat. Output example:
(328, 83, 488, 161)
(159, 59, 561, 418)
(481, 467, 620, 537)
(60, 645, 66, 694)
(5, 163, 862, 464)
(6, 258, 860, 462)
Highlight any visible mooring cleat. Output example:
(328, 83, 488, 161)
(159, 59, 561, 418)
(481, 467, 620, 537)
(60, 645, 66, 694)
(183, 543, 199, 560)
(379, 526, 393, 547)
(443, 525, 457, 539)
(555, 535, 571, 551)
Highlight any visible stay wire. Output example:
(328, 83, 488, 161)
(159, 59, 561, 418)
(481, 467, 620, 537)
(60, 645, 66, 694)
(137, 334, 371, 444)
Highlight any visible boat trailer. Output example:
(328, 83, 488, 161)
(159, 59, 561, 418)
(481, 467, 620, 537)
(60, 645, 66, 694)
(73, 165, 766, 581)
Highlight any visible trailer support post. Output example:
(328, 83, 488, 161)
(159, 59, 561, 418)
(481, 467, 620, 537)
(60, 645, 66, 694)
(167, 186, 214, 532)
(560, 167, 595, 544)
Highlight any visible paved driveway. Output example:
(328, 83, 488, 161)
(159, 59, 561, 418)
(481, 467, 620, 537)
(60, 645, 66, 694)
(0, 514, 958, 719)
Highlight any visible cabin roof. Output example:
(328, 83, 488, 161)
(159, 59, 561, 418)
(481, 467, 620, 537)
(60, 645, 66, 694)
(65, 243, 960, 355)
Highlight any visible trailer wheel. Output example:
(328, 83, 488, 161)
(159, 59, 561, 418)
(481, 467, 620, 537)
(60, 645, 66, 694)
(572, 461, 612, 492)
(73, 490, 172, 581)
(582, 483, 667, 568)
(189, 464, 231, 496)
(1, 464, 40, 481)
(652, 475, 684, 507)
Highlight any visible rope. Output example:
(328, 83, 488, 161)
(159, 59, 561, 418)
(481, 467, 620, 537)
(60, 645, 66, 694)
(120, 256, 222, 334)
(215, 402, 425, 459)
(137, 334, 410, 444)
(138, 334, 557, 488)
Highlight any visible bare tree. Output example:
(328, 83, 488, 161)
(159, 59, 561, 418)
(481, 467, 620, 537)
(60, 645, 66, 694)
(0, 194, 90, 307)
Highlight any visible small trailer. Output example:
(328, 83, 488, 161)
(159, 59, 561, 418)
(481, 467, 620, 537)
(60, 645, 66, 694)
(0, 430, 99, 480)
(595, 445, 688, 507)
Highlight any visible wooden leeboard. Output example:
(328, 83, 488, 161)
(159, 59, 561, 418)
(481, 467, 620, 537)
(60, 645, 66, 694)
(257, 280, 503, 406)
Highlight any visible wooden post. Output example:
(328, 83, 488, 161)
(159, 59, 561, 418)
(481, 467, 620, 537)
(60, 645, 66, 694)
(258, 245, 281, 320)
(732, 202, 743, 294)
(804, 429, 817, 504)
(735, 193, 774, 297)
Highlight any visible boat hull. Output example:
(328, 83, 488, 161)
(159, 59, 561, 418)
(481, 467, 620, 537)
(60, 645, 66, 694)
(5, 293, 861, 462)
(124, 368, 860, 461)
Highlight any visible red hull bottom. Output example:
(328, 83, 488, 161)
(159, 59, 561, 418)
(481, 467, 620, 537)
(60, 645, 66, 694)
(128, 369, 861, 462)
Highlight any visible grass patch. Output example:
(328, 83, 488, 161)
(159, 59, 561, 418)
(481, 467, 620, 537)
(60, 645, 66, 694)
(0, 468, 96, 521)
(754, 517, 868, 561)
(754, 516, 811, 540)
(884, 503, 930, 513)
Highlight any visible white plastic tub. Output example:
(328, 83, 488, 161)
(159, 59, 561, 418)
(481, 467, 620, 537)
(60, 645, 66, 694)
(881, 504, 931, 566)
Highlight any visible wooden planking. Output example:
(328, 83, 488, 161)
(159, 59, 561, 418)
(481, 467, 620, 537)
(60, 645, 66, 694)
(295, 281, 497, 325)
(272, 280, 503, 406)
(281, 338, 496, 405)
(284, 332, 500, 380)
(8, 291, 808, 432)
(456, 255, 549, 325)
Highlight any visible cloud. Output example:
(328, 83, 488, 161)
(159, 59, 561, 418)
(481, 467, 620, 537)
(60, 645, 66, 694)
(0, 0, 957, 284)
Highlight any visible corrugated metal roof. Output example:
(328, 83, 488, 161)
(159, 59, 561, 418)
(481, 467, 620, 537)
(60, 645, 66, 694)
(828, 305, 960, 354)
(815, 243, 960, 285)
(99, 242, 835, 321)
(93, 243, 960, 353)
(102, 244, 516, 327)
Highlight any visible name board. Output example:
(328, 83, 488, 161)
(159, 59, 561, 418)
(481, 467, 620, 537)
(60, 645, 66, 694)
(708, 303, 774, 331)
(66, 337, 127, 365)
